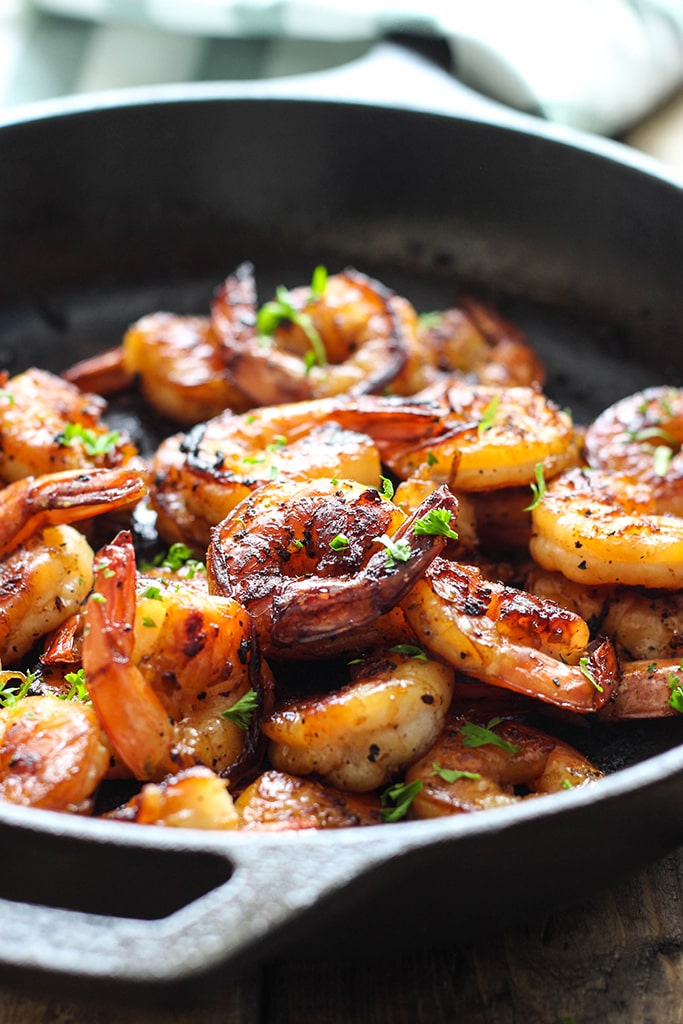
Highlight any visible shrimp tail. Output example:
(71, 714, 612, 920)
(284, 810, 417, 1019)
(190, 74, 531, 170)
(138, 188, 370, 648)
(83, 530, 176, 781)
(0, 468, 147, 559)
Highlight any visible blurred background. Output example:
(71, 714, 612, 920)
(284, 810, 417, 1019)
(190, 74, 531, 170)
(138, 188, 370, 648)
(2, 0, 683, 158)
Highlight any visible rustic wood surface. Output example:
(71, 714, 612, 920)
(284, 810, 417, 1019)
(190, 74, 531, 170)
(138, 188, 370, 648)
(1, 75, 683, 1024)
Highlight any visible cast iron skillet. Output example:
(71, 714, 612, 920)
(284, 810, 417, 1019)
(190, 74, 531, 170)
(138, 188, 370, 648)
(1, 40, 683, 1007)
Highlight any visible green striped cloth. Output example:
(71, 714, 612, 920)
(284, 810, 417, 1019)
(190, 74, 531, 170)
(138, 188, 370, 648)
(2, 0, 683, 134)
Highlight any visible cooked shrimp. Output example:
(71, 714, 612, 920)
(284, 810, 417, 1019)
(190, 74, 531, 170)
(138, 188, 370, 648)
(0, 692, 110, 812)
(121, 311, 253, 426)
(263, 647, 455, 792)
(108, 766, 239, 829)
(526, 563, 683, 662)
(402, 556, 617, 712)
(584, 386, 683, 515)
(393, 297, 546, 394)
(405, 712, 602, 817)
(379, 381, 577, 491)
(0, 525, 94, 665)
(234, 769, 382, 830)
(82, 531, 271, 783)
(0, 466, 147, 560)
(530, 466, 683, 589)
(0, 368, 138, 482)
(217, 264, 410, 405)
(208, 478, 460, 658)
(151, 393, 442, 550)
(600, 659, 683, 720)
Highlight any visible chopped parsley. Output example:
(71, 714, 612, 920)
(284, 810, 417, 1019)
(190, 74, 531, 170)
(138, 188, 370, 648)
(653, 445, 674, 477)
(668, 672, 683, 714)
(329, 534, 350, 551)
(524, 463, 546, 511)
(477, 395, 500, 433)
(374, 533, 412, 567)
(390, 644, 428, 662)
(255, 266, 328, 368)
(55, 421, 120, 456)
(60, 669, 90, 703)
(459, 717, 520, 754)
(0, 671, 34, 708)
(222, 688, 258, 731)
(432, 762, 481, 783)
(379, 476, 395, 501)
(579, 656, 603, 693)
(413, 507, 458, 541)
(380, 779, 423, 822)
(142, 543, 206, 578)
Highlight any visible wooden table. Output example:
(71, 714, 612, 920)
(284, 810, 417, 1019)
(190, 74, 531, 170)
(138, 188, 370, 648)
(2, 88, 683, 1024)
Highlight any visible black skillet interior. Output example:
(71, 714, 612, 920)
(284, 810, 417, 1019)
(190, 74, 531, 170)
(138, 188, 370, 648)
(2, 53, 683, 1002)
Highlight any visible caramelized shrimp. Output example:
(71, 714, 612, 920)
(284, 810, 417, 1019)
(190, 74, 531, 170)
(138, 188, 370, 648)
(380, 381, 577, 491)
(208, 478, 460, 658)
(218, 265, 410, 405)
(0, 693, 110, 812)
(584, 386, 683, 515)
(392, 298, 546, 395)
(121, 311, 252, 425)
(402, 556, 617, 712)
(108, 766, 239, 829)
(530, 467, 683, 589)
(151, 393, 441, 550)
(0, 368, 137, 482)
(0, 525, 94, 665)
(405, 712, 602, 817)
(82, 531, 271, 782)
(234, 770, 383, 829)
(263, 647, 455, 792)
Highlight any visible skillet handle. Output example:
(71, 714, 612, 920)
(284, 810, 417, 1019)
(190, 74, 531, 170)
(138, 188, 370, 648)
(0, 820, 402, 1003)
(243, 36, 542, 129)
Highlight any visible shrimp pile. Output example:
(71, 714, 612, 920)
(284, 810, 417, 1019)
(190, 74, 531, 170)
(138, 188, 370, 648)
(0, 265, 679, 831)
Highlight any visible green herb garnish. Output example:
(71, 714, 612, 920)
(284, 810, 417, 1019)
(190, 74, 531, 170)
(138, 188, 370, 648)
(55, 422, 120, 456)
(413, 507, 458, 541)
(390, 644, 428, 662)
(477, 395, 500, 433)
(380, 779, 423, 822)
(524, 463, 546, 511)
(579, 656, 603, 693)
(459, 717, 520, 754)
(431, 762, 481, 783)
(374, 534, 412, 567)
(222, 688, 258, 731)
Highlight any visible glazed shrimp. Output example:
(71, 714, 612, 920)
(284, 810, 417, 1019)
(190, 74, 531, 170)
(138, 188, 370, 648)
(208, 478, 460, 658)
(234, 770, 383, 830)
(530, 466, 683, 589)
(82, 531, 271, 783)
(379, 381, 578, 491)
(0, 525, 94, 665)
(0, 691, 110, 812)
(584, 386, 683, 515)
(0, 368, 138, 482)
(151, 393, 442, 550)
(392, 298, 546, 395)
(0, 466, 147, 560)
(405, 712, 602, 818)
(108, 766, 240, 829)
(402, 556, 617, 712)
(263, 647, 455, 792)
(217, 264, 411, 404)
